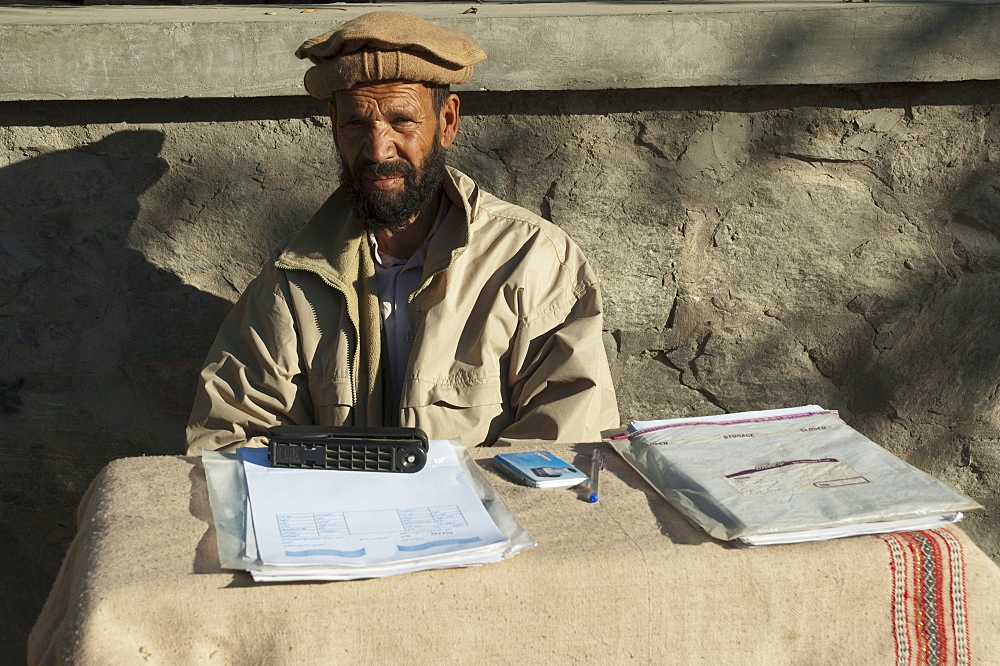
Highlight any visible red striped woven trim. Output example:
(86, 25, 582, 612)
(880, 529, 970, 665)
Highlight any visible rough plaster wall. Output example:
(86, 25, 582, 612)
(2, 82, 1000, 658)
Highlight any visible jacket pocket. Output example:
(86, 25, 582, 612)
(401, 376, 508, 446)
(401, 376, 502, 409)
(308, 378, 353, 426)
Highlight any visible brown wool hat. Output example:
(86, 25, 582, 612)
(295, 11, 487, 99)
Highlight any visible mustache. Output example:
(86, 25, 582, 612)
(353, 158, 418, 181)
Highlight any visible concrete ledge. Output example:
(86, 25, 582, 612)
(2, 1, 1000, 100)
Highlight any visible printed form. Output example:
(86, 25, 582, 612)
(239, 441, 508, 567)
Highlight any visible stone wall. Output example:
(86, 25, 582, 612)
(4, 80, 1000, 657)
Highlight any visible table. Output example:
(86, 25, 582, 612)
(29, 444, 1000, 664)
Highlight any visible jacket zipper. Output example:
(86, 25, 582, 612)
(276, 262, 359, 426)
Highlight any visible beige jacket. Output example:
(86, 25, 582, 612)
(186, 167, 619, 454)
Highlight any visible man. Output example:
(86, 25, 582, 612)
(186, 11, 619, 454)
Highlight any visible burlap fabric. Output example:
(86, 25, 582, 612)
(29, 445, 1000, 663)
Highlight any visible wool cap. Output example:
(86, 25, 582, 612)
(295, 11, 487, 99)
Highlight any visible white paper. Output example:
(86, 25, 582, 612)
(204, 443, 535, 582)
(240, 440, 509, 567)
(737, 513, 963, 546)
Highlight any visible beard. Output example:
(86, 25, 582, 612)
(339, 143, 448, 233)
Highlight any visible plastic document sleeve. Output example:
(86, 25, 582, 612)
(610, 407, 981, 545)
(203, 441, 534, 580)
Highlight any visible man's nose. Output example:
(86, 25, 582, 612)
(364, 125, 397, 162)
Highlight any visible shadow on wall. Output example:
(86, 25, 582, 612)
(627, 81, 1000, 554)
(0, 129, 232, 658)
(677, 99, 1000, 442)
(750, 2, 989, 86)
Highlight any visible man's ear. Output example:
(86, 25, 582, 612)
(438, 93, 460, 148)
(328, 99, 340, 150)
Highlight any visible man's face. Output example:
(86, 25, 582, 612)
(333, 81, 459, 232)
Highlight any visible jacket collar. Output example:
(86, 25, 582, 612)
(427, 166, 475, 276)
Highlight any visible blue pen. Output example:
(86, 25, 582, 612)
(588, 448, 605, 503)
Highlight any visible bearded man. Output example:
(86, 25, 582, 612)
(186, 11, 619, 454)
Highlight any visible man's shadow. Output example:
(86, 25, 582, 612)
(0, 129, 234, 658)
